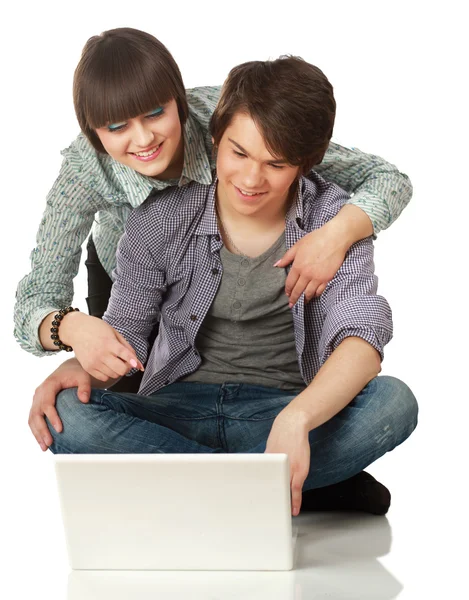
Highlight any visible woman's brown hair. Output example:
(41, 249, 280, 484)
(73, 28, 188, 153)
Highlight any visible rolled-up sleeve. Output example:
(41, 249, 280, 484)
(318, 236, 393, 362)
(315, 142, 413, 235)
(103, 208, 165, 368)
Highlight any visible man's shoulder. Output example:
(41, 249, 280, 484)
(300, 171, 350, 227)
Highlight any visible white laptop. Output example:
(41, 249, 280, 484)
(54, 453, 295, 571)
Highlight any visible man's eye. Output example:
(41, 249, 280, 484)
(233, 151, 246, 157)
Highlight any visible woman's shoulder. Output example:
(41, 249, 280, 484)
(60, 133, 124, 197)
(186, 86, 221, 125)
(130, 180, 211, 233)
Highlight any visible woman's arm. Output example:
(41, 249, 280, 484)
(315, 141, 413, 235)
(14, 162, 100, 356)
(278, 142, 412, 305)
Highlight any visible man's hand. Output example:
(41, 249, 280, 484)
(28, 358, 92, 452)
(265, 407, 311, 516)
(58, 311, 144, 382)
(275, 226, 347, 307)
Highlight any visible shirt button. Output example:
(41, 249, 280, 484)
(238, 277, 246, 286)
(190, 314, 198, 321)
(241, 259, 249, 268)
(233, 300, 242, 309)
(212, 268, 219, 275)
(215, 235, 220, 241)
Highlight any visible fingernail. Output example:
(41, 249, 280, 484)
(289, 303, 293, 309)
(285, 291, 290, 297)
(273, 260, 281, 267)
(130, 359, 138, 368)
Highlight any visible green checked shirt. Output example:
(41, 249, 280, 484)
(14, 86, 412, 357)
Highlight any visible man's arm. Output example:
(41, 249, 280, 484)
(266, 336, 381, 515)
(283, 336, 380, 431)
(102, 203, 167, 371)
(267, 231, 392, 515)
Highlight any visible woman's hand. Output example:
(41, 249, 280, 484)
(59, 311, 144, 382)
(275, 225, 348, 307)
(265, 407, 311, 516)
(29, 358, 91, 451)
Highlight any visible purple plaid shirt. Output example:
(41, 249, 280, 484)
(104, 172, 393, 396)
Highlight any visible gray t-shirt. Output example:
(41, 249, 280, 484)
(182, 233, 305, 390)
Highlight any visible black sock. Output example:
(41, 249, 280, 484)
(301, 471, 391, 516)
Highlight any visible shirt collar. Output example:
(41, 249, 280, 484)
(110, 113, 214, 209)
(286, 178, 305, 227)
(195, 179, 219, 236)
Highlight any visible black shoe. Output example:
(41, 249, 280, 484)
(301, 471, 391, 515)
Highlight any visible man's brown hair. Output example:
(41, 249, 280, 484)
(73, 28, 188, 153)
(210, 56, 336, 173)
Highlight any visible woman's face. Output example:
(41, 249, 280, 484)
(95, 99, 184, 180)
(216, 112, 299, 219)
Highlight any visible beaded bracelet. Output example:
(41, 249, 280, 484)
(50, 307, 79, 352)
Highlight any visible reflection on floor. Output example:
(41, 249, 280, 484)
(67, 512, 402, 600)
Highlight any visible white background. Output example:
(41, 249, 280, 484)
(1, 1, 467, 598)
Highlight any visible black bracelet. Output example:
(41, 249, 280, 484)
(50, 307, 79, 352)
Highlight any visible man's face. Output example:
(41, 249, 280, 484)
(216, 112, 299, 219)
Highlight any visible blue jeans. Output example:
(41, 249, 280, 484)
(47, 376, 418, 490)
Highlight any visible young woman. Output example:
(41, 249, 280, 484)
(15, 27, 412, 395)
(35, 56, 418, 517)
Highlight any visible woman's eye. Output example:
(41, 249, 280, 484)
(107, 122, 127, 132)
(270, 164, 285, 170)
(146, 108, 164, 119)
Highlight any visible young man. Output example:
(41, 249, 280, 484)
(41, 56, 418, 516)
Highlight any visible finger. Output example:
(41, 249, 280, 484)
(114, 333, 145, 371)
(274, 246, 297, 269)
(105, 355, 133, 378)
(303, 281, 320, 304)
(291, 475, 304, 517)
(288, 276, 310, 307)
(285, 267, 301, 297)
(90, 368, 112, 383)
(92, 363, 122, 381)
(315, 282, 327, 297)
(29, 416, 48, 452)
(76, 378, 92, 403)
(30, 410, 55, 450)
(43, 405, 63, 435)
